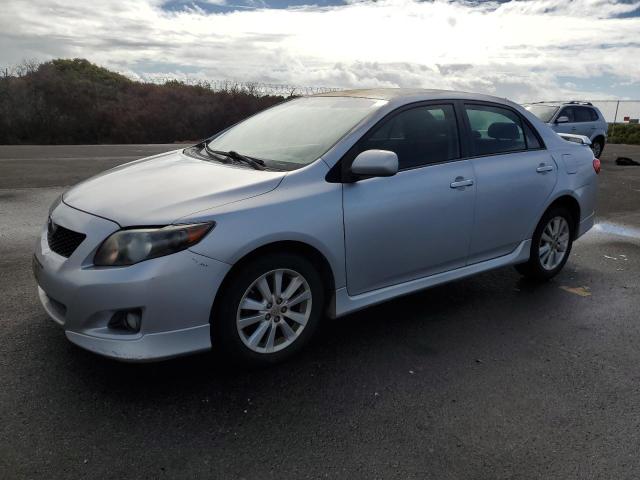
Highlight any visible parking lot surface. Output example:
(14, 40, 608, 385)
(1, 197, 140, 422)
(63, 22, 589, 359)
(1, 143, 640, 479)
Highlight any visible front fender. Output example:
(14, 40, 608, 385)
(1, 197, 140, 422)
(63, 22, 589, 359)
(182, 162, 347, 289)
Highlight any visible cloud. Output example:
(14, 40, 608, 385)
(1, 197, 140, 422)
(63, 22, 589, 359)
(1, 0, 639, 101)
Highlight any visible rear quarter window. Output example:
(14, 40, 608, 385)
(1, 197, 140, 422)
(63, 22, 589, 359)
(523, 123, 542, 149)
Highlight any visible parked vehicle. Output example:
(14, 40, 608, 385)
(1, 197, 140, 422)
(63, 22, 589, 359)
(524, 101, 608, 157)
(34, 89, 599, 364)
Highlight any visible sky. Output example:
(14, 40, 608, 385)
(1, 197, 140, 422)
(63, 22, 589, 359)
(1, 0, 640, 102)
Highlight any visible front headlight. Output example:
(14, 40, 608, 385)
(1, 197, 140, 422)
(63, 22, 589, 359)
(94, 222, 214, 267)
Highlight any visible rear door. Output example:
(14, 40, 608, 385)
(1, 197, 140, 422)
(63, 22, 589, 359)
(342, 103, 476, 295)
(463, 103, 558, 264)
(573, 106, 596, 137)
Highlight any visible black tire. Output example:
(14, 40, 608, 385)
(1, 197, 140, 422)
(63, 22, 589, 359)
(591, 138, 604, 158)
(515, 206, 575, 281)
(211, 252, 325, 366)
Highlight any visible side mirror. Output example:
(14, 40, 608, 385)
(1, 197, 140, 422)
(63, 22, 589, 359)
(556, 116, 569, 124)
(350, 149, 398, 178)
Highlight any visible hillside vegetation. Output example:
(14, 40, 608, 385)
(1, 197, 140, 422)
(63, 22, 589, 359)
(3, 60, 638, 146)
(608, 123, 640, 145)
(0, 59, 285, 144)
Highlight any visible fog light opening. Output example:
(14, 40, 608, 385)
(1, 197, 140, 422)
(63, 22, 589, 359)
(124, 311, 141, 331)
(108, 309, 142, 333)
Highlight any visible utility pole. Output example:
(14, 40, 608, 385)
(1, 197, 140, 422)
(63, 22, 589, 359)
(612, 100, 620, 138)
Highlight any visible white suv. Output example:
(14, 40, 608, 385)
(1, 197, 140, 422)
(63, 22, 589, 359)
(524, 101, 608, 157)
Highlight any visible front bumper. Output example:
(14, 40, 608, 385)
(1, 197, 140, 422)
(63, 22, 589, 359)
(34, 201, 231, 362)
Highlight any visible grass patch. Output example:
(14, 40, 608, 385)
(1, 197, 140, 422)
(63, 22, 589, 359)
(608, 123, 640, 145)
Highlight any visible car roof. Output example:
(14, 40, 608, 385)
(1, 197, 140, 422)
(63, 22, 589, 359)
(313, 88, 515, 106)
(526, 101, 595, 108)
(308, 89, 573, 165)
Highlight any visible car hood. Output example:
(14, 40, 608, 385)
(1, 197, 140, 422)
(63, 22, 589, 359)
(63, 149, 286, 226)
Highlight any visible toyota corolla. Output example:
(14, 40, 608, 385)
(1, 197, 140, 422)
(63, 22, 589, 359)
(34, 89, 599, 364)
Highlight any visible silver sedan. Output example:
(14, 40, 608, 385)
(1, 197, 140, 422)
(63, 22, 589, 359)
(34, 89, 599, 364)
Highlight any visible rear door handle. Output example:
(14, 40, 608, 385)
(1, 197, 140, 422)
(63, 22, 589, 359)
(450, 178, 474, 189)
(536, 164, 554, 173)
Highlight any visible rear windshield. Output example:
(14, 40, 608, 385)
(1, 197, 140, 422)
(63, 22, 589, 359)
(525, 105, 559, 123)
(206, 96, 387, 170)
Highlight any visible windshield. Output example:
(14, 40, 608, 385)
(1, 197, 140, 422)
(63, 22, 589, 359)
(525, 104, 559, 123)
(206, 96, 387, 170)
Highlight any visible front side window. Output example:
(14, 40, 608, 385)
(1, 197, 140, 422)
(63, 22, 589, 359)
(464, 104, 526, 155)
(558, 107, 575, 122)
(358, 104, 460, 169)
(206, 96, 386, 170)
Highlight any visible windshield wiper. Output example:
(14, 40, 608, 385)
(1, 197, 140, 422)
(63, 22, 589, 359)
(202, 144, 266, 170)
(200, 141, 233, 164)
(227, 151, 266, 170)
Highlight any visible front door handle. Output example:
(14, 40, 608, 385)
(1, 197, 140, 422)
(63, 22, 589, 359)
(536, 164, 554, 173)
(450, 177, 474, 189)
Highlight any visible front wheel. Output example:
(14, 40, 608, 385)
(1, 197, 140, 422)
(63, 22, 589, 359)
(515, 207, 574, 281)
(591, 139, 604, 158)
(212, 253, 324, 365)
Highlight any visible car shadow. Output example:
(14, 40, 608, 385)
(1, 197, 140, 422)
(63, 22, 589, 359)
(58, 264, 563, 403)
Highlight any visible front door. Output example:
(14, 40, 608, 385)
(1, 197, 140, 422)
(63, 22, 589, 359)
(342, 103, 476, 296)
(553, 106, 579, 135)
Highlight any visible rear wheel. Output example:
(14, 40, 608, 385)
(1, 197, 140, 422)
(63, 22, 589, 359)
(515, 206, 574, 281)
(212, 253, 324, 365)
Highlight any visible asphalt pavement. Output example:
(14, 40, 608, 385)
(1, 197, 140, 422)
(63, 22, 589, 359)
(1, 143, 640, 479)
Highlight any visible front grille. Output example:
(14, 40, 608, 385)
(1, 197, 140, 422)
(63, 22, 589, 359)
(47, 220, 86, 258)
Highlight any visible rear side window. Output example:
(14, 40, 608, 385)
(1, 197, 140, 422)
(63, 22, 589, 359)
(589, 108, 599, 121)
(464, 104, 526, 155)
(360, 104, 460, 169)
(574, 107, 593, 122)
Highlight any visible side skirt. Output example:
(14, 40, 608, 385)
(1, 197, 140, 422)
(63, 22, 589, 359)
(331, 239, 532, 318)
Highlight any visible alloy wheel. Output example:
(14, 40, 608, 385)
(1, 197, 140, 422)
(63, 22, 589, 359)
(236, 269, 312, 353)
(538, 216, 570, 271)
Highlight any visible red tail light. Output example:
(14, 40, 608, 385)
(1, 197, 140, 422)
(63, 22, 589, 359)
(593, 158, 601, 174)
